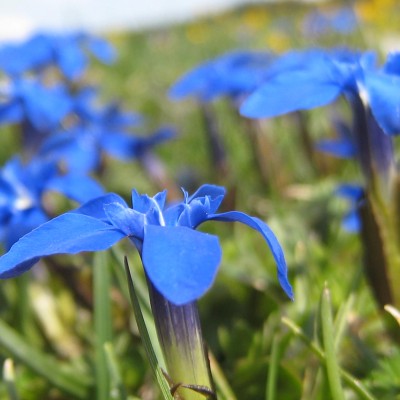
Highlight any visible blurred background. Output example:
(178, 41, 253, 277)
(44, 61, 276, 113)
(1, 0, 301, 40)
(0, 0, 400, 399)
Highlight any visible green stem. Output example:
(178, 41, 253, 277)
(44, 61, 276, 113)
(320, 285, 345, 400)
(148, 282, 215, 400)
(208, 351, 237, 400)
(94, 252, 113, 400)
(266, 333, 280, 400)
(104, 343, 128, 400)
(125, 258, 174, 400)
(282, 317, 376, 400)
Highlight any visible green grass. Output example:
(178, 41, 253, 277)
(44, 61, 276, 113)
(0, 2, 400, 399)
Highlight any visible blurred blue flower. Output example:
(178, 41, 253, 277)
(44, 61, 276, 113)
(0, 78, 72, 132)
(315, 119, 357, 159)
(0, 32, 116, 80)
(0, 184, 293, 305)
(0, 156, 103, 249)
(169, 50, 274, 103)
(331, 7, 358, 34)
(335, 184, 364, 232)
(302, 7, 357, 38)
(240, 48, 400, 184)
(240, 49, 360, 118)
(39, 91, 174, 173)
(241, 48, 400, 135)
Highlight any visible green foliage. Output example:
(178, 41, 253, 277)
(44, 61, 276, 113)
(0, 2, 399, 399)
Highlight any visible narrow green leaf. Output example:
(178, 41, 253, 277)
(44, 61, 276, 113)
(320, 284, 345, 400)
(15, 275, 31, 337)
(111, 247, 151, 313)
(333, 294, 355, 350)
(124, 257, 174, 400)
(104, 342, 128, 400)
(0, 319, 91, 398)
(94, 251, 113, 400)
(282, 317, 376, 400)
(265, 333, 280, 400)
(110, 248, 164, 366)
(3, 359, 19, 400)
(209, 351, 237, 400)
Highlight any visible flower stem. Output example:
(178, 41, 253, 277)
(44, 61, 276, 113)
(148, 283, 216, 400)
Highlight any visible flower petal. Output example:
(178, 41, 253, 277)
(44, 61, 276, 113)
(342, 210, 361, 233)
(46, 173, 104, 203)
(241, 70, 342, 118)
(362, 71, 400, 135)
(3, 208, 48, 250)
(188, 184, 225, 203)
(85, 36, 117, 64)
(104, 202, 145, 239)
(73, 193, 128, 220)
(315, 138, 356, 158)
(142, 225, 222, 305)
(206, 211, 293, 299)
(0, 213, 125, 278)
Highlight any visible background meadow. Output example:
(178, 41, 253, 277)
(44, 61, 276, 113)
(1, 1, 400, 399)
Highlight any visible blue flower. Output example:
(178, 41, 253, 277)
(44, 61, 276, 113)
(335, 184, 364, 233)
(0, 156, 103, 249)
(315, 119, 357, 159)
(39, 90, 175, 173)
(240, 49, 360, 118)
(0, 78, 72, 132)
(169, 50, 274, 103)
(0, 34, 50, 77)
(0, 184, 293, 305)
(302, 7, 357, 38)
(0, 32, 116, 80)
(240, 48, 400, 136)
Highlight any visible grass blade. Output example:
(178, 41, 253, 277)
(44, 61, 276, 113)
(265, 333, 280, 400)
(3, 359, 19, 400)
(0, 319, 91, 398)
(209, 351, 237, 400)
(320, 284, 345, 400)
(94, 251, 113, 400)
(282, 317, 376, 400)
(124, 257, 174, 400)
(104, 342, 128, 400)
(333, 294, 355, 350)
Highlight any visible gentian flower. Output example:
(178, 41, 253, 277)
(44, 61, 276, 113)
(239, 48, 400, 137)
(0, 184, 291, 396)
(0, 34, 51, 77)
(0, 78, 72, 131)
(335, 184, 364, 232)
(0, 156, 103, 250)
(169, 50, 274, 104)
(0, 31, 116, 80)
(39, 92, 175, 173)
(302, 7, 357, 38)
(240, 48, 357, 119)
(240, 49, 398, 183)
(169, 50, 276, 184)
(240, 48, 400, 313)
(0, 184, 292, 302)
(315, 119, 357, 159)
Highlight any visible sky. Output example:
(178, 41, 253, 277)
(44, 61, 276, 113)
(0, 0, 262, 40)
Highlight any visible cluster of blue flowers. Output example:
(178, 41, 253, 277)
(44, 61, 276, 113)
(170, 47, 400, 232)
(0, 32, 178, 254)
(0, 32, 294, 309)
(0, 184, 293, 304)
(3, 26, 400, 398)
